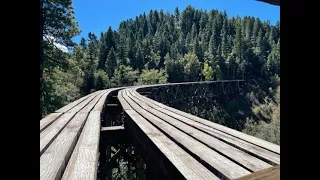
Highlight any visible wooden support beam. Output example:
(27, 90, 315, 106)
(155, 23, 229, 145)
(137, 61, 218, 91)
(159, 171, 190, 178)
(121, 111, 218, 180)
(101, 126, 125, 131)
(105, 103, 122, 114)
(137, 91, 152, 96)
(100, 126, 127, 145)
(106, 103, 118, 107)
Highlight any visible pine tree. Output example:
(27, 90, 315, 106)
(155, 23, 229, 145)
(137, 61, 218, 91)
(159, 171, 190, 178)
(209, 31, 217, 57)
(174, 7, 180, 22)
(117, 37, 128, 66)
(164, 54, 185, 83)
(94, 70, 109, 90)
(99, 40, 108, 70)
(199, 13, 208, 32)
(177, 32, 187, 55)
(135, 47, 144, 70)
(215, 65, 223, 80)
(82, 53, 96, 95)
(245, 18, 252, 42)
(40, 0, 80, 118)
(191, 23, 198, 38)
(127, 31, 136, 66)
(193, 36, 203, 62)
(251, 18, 260, 45)
(105, 47, 117, 77)
(169, 43, 179, 60)
(80, 38, 87, 49)
(266, 38, 280, 76)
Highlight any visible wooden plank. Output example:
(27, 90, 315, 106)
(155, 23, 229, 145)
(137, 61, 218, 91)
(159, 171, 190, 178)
(40, 112, 76, 156)
(106, 103, 118, 107)
(119, 92, 219, 180)
(61, 111, 101, 180)
(127, 90, 273, 172)
(122, 90, 251, 179)
(101, 126, 125, 131)
(234, 165, 280, 180)
(40, 112, 89, 180)
(130, 90, 280, 165)
(55, 91, 98, 113)
(40, 112, 62, 133)
(92, 90, 111, 112)
(124, 109, 219, 180)
(100, 126, 126, 145)
(79, 90, 107, 113)
(68, 91, 102, 113)
(118, 90, 132, 110)
(133, 89, 280, 154)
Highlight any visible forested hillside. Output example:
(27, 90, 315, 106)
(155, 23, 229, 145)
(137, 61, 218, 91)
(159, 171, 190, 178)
(40, 2, 280, 143)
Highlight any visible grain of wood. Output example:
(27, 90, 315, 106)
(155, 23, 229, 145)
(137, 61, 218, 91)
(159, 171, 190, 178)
(101, 126, 125, 131)
(40, 112, 89, 180)
(122, 90, 251, 179)
(130, 90, 280, 165)
(61, 111, 101, 180)
(40, 112, 76, 156)
(68, 91, 103, 113)
(118, 90, 132, 110)
(55, 91, 98, 113)
(127, 90, 273, 172)
(40, 113, 62, 132)
(92, 90, 112, 112)
(79, 90, 107, 113)
(124, 109, 219, 180)
(134, 89, 280, 154)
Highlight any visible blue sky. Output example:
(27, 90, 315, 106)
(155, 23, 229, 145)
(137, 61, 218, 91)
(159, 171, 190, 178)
(72, 0, 279, 43)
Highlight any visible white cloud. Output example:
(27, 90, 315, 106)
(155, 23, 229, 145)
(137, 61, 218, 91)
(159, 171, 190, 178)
(43, 35, 69, 53)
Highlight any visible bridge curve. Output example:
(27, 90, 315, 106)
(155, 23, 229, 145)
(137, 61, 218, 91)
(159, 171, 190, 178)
(40, 81, 280, 180)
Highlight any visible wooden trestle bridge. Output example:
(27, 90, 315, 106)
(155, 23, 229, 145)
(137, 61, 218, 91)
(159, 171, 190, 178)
(40, 80, 280, 180)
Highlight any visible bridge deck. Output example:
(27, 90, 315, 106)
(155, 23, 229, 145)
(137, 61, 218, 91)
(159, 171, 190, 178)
(40, 82, 280, 180)
(40, 89, 118, 180)
(118, 87, 280, 180)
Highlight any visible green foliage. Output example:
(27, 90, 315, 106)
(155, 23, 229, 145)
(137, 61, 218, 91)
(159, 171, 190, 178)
(40, 0, 80, 118)
(80, 38, 87, 49)
(79, 5, 280, 84)
(266, 39, 280, 76)
(182, 53, 201, 81)
(243, 82, 280, 145)
(111, 155, 146, 180)
(111, 65, 139, 87)
(42, 67, 81, 116)
(243, 104, 280, 145)
(214, 64, 223, 80)
(105, 47, 117, 77)
(41, 4, 281, 147)
(202, 62, 214, 81)
(136, 69, 167, 85)
(164, 54, 185, 83)
(94, 70, 110, 90)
